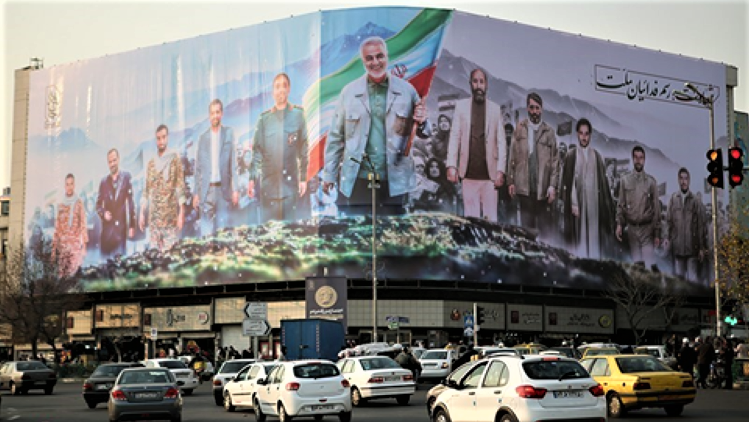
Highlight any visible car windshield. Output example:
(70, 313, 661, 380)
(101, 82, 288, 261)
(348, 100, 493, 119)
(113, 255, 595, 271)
(220, 361, 252, 374)
(616, 357, 672, 373)
(293, 363, 340, 379)
(586, 349, 617, 356)
(262, 364, 278, 373)
(447, 362, 474, 383)
(16, 362, 48, 371)
(635, 348, 660, 358)
(92, 365, 130, 377)
(422, 351, 448, 360)
(119, 370, 173, 384)
(158, 360, 187, 369)
(360, 358, 400, 370)
(523, 360, 589, 380)
(412, 349, 426, 359)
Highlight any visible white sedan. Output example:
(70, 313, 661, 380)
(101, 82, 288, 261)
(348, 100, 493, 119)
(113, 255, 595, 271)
(222, 362, 278, 412)
(337, 356, 415, 406)
(419, 349, 458, 381)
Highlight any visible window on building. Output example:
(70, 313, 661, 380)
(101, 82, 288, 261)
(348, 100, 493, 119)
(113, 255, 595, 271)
(144, 313, 152, 326)
(66, 317, 75, 329)
(96, 310, 104, 322)
(0, 200, 8, 216)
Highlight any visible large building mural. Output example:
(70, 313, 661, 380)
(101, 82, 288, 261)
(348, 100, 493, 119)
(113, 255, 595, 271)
(23, 7, 730, 293)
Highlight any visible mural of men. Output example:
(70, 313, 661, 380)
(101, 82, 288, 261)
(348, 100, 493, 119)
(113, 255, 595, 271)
(96, 149, 135, 258)
(193, 99, 238, 235)
(664, 168, 706, 282)
(139, 124, 186, 250)
(560, 119, 616, 259)
(431, 114, 451, 163)
(52, 174, 87, 278)
(446, 68, 506, 221)
(322, 36, 430, 216)
(248, 73, 309, 222)
(507, 92, 559, 237)
(616, 146, 661, 268)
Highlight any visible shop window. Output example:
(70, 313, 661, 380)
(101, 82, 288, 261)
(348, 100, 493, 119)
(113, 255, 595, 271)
(511, 310, 519, 324)
(96, 310, 104, 322)
(66, 317, 74, 329)
(549, 312, 558, 326)
(144, 313, 152, 326)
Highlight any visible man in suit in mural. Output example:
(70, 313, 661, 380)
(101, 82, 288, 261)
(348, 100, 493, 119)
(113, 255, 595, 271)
(446, 68, 506, 222)
(193, 99, 238, 236)
(322, 36, 431, 216)
(248, 73, 310, 222)
(96, 149, 135, 258)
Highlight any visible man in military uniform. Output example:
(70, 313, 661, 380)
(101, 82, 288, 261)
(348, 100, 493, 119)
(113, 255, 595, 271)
(139, 124, 186, 250)
(663, 168, 706, 282)
(616, 145, 661, 268)
(248, 73, 309, 222)
(52, 174, 88, 278)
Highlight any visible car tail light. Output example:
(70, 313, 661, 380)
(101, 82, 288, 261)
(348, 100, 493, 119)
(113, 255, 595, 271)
(441, 362, 449, 369)
(633, 382, 651, 390)
(21, 374, 31, 380)
(83, 382, 93, 392)
(286, 382, 301, 391)
(164, 387, 180, 398)
(111, 389, 127, 401)
(589, 384, 605, 397)
(515, 385, 547, 399)
(403, 374, 413, 381)
(367, 377, 384, 384)
(341, 380, 350, 388)
(213, 379, 223, 386)
(682, 380, 695, 388)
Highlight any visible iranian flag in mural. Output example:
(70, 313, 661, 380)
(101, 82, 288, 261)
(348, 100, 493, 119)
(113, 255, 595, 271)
(303, 9, 454, 180)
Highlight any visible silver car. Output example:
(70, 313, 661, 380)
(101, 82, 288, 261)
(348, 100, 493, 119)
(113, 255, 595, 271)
(212, 359, 257, 406)
(108, 368, 183, 422)
(0, 360, 57, 395)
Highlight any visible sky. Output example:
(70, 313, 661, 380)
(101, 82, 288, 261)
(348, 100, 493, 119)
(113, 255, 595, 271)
(2, 0, 747, 190)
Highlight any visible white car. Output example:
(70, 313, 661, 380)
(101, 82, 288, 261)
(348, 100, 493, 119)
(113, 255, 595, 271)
(337, 356, 415, 406)
(431, 355, 606, 422)
(212, 359, 258, 406)
(144, 359, 199, 395)
(419, 349, 458, 381)
(223, 362, 278, 412)
(254, 360, 352, 422)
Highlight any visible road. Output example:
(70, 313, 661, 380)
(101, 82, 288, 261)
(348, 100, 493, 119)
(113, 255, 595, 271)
(1, 382, 747, 421)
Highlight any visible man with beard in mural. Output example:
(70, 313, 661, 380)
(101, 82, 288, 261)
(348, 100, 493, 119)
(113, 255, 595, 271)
(507, 92, 559, 239)
(561, 118, 616, 259)
(616, 145, 661, 268)
(97, 149, 136, 258)
(446, 68, 506, 222)
(664, 168, 706, 282)
(52, 174, 88, 278)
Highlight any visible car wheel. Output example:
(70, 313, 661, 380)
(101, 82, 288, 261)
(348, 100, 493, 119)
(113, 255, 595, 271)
(171, 414, 182, 422)
(10, 382, 20, 395)
(351, 387, 366, 407)
(214, 391, 223, 406)
(338, 411, 352, 422)
(254, 399, 267, 422)
(86, 400, 97, 409)
(664, 404, 684, 416)
(396, 395, 410, 405)
(44, 387, 54, 395)
(224, 392, 236, 412)
(433, 409, 451, 422)
(279, 403, 293, 422)
(607, 393, 627, 418)
(182, 389, 193, 396)
(499, 414, 518, 422)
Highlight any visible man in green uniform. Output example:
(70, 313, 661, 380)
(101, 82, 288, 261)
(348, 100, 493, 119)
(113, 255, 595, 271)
(248, 73, 309, 222)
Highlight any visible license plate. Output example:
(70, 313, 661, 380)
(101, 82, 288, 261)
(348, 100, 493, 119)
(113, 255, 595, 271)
(314, 405, 334, 410)
(135, 392, 160, 399)
(659, 395, 681, 401)
(35, 381, 47, 385)
(553, 391, 583, 398)
(96, 384, 109, 391)
(385, 376, 401, 381)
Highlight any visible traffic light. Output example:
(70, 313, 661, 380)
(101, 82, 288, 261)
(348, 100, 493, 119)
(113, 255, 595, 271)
(727, 147, 745, 188)
(724, 315, 738, 326)
(476, 306, 486, 325)
(706, 149, 724, 188)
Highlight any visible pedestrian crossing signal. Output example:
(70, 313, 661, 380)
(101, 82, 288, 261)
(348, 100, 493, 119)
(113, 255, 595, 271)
(727, 147, 744, 188)
(706, 149, 724, 189)
(724, 315, 738, 326)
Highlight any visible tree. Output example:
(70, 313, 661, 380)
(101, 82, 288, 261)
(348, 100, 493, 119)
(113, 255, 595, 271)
(0, 239, 85, 362)
(717, 208, 749, 308)
(603, 264, 686, 346)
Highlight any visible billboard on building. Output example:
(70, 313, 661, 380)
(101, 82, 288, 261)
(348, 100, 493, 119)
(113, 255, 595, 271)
(23, 7, 729, 293)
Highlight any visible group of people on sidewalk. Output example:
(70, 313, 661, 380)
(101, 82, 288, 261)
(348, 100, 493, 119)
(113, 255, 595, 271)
(676, 335, 747, 389)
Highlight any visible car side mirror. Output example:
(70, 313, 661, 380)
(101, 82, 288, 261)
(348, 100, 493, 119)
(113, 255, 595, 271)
(256, 378, 266, 385)
(176, 381, 185, 386)
(447, 379, 460, 389)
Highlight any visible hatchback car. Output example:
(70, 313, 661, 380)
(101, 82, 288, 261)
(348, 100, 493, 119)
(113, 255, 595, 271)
(223, 362, 277, 412)
(432, 355, 606, 422)
(419, 349, 458, 382)
(425, 360, 483, 417)
(581, 354, 695, 417)
(212, 359, 258, 405)
(0, 360, 57, 395)
(337, 356, 415, 406)
(144, 359, 199, 395)
(581, 347, 620, 358)
(108, 368, 183, 422)
(254, 360, 352, 422)
(83, 363, 143, 409)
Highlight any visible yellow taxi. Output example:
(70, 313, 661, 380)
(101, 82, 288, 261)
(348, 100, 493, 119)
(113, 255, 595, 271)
(581, 347, 620, 359)
(513, 343, 548, 355)
(580, 354, 695, 418)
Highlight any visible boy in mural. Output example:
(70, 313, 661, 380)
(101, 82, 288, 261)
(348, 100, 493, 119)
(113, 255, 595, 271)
(507, 92, 559, 239)
(193, 99, 239, 235)
(139, 124, 186, 250)
(446, 68, 506, 222)
(615, 146, 661, 268)
(248, 73, 310, 222)
(52, 174, 88, 278)
(322, 36, 431, 216)
(663, 168, 706, 283)
(96, 149, 136, 258)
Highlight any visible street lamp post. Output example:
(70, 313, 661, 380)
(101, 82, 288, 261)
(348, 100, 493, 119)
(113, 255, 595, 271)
(677, 83, 722, 336)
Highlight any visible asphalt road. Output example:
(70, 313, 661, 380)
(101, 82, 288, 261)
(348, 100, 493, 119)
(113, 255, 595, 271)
(1, 381, 747, 421)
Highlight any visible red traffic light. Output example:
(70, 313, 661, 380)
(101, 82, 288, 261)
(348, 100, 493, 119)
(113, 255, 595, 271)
(730, 148, 743, 160)
(727, 147, 745, 188)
